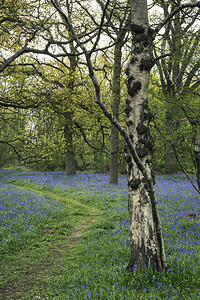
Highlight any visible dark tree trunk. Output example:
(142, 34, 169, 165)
(165, 108, 179, 174)
(64, 112, 76, 175)
(64, 26, 77, 175)
(194, 128, 200, 190)
(110, 124, 119, 183)
(165, 142, 179, 174)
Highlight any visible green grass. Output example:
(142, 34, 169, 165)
(0, 182, 99, 300)
(0, 174, 200, 299)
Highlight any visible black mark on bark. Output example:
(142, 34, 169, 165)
(125, 155, 132, 163)
(130, 56, 138, 65)
(128, 178, 141, 190)
(136, 141, 148, 158)
(124, 145, 128, 153)
(127, 120, 133, 127)
(125, 105, 132, 117)
(125, 66, 131, 76)
(140, 58, 154, 71)
(128, 81, 142, 97)
(126, 75, 135, 89)
(140, 187, 149, 205)
(133, 46, 144, 54)
(131, 23, 145, 34)
(148, 27, 155, 36)
(136, 122, 148, 135)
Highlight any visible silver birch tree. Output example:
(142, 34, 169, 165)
(125, 0, 199, 270)
(96, 0, 130, 184)
(124, 0, 167, 271)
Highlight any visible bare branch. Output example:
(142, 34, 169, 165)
(155, 1, 200, 35)
(50, 0, 149, 180)
(0, 140, 24, 161)
(89, 0, 111, 54)
(74, 122, 99, 151)
(0, 100, 41, 109)
(0, 47, 28, 73)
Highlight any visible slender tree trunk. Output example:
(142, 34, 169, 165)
(64, 26, 77, 175)
(165, 142, 179, 174)
(126, 0, 166, 271)
(110, 124, 119, 183)
(64, 111, 76, 175)
(165, 108, 179, 174)
(194, 128, 200, 190)
(109, 40, 122, 184)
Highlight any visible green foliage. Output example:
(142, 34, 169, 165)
(149, 72, 200, 174)
(0, 0, 199, 176)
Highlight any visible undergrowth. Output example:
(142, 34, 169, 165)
(0, 171, 199, 299)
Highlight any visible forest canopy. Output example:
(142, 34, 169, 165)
(0, 0, 199, 178)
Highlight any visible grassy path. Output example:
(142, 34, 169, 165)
(0, 184, 100, 300)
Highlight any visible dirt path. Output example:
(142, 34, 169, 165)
(0, 187, 99, 300)
(0, 217, 97, 300)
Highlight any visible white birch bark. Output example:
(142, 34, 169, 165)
(126, 0, 166, 270)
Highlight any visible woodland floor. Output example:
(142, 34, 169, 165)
(0, 186, 99, 300)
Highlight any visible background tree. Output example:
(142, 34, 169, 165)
(0, 0, 110, 172)
(153, 0, 200, 174)
(96, 0, 131, 184)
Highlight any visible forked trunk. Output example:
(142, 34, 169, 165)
(126, 0, 166, 271)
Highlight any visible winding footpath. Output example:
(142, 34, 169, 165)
(0, 185, 100, 300)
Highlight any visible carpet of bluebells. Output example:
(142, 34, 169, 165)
(0, 178, 66, 255)
(0, 170, 128, 199)
(0, 170, 200, 299)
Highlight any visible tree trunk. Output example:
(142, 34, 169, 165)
(194, 128, 200, 190)
(64, 112, 76, 175)
(110, 124, 119, 183)
(165, 108, 179, 174)
(64, 26, 77, 175)
(109, 39, 122, 184)
(165, 141, 179, 174)
(126, 0, 166, 271)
